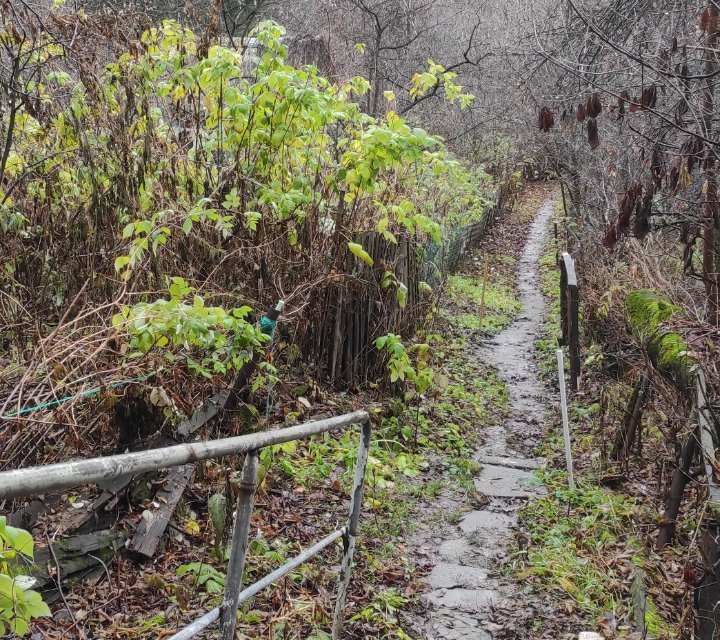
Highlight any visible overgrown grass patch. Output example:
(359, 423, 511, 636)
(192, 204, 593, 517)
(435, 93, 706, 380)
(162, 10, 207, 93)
(518, 470, 640, 617)
(444, 274, 521, 335)
(534, 203, 563, 379)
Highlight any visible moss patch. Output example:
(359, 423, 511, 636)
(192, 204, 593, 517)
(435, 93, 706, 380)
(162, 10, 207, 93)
(625, 289, 679, 338)
(625, 289, 694, 387)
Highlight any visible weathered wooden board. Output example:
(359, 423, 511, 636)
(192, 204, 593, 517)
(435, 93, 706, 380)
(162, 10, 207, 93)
(697, 371, 720, 508)
(31, 529, 127, 602)
(127, 464, 195, 559)
(177, 392, 227, 438)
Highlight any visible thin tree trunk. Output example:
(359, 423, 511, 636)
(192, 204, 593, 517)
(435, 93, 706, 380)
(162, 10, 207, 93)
(657, 426, 699, 549)
(612, 374, 650, 462)
(702, 9, 719, 326)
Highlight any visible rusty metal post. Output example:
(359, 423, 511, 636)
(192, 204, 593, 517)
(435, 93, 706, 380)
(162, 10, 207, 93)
(331, 420, 371, 639)
(220, 450, 259, 639)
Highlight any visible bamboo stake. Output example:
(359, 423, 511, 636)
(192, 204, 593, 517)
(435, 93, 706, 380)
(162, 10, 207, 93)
(557, 349, 576, 490)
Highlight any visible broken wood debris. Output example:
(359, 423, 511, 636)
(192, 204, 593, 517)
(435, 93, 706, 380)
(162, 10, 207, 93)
(127, 464, 195, 559)
(31, 529, 127, 603)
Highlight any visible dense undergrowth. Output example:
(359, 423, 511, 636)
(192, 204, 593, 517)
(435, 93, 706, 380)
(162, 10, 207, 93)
(0, 11, 511, 432)
(107, 232, 516, 639)
(0, 7, 532, 637)
(10, 242, 515, 639)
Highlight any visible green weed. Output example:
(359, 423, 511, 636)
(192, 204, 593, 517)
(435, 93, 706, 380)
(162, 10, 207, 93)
(519, 470, 639, 617)
(445, 274, 521, 335)
(351, 588, 413, 639)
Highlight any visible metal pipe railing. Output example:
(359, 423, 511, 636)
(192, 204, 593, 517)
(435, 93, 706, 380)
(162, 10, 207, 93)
(0, 410, 369, 499)
(0, 410, 371, 639)
(168, 527, 346, 640)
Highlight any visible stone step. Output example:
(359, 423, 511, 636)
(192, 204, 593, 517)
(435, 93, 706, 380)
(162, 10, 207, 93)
(459, 509, 514, 535)
(429, 563, 490, 590)
(474, 464, 546, 499)
(475, 454, 544, 470)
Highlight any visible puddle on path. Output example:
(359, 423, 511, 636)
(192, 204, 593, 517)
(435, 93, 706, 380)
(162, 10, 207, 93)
(412, 196, 556, 640)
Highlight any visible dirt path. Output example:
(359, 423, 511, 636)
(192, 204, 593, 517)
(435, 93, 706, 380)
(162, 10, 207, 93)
(413, 195, 556, 639)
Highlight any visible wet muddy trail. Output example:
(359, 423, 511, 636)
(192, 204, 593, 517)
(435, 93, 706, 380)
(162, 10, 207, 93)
(412, 196, 556, 639)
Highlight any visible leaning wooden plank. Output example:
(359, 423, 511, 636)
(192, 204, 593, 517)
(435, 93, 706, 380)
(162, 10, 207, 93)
(63, 478, 132, 534)
(127, 463, 195, 559)
(177, 392, 227, 438)
(630, 568, 648, 636)
(55, 529, 127, 555)
(611, 373, 650, 461)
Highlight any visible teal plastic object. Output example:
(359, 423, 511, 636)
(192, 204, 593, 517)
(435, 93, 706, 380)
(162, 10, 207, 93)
(260, 315, 277, 336)
(260, 300, 284, 337)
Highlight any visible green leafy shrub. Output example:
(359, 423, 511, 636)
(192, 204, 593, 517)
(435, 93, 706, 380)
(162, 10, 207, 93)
(2, 15, 495, 343)
(374, 334, 434, 397)
(112, 278, 268, 378)
(0, 517, 51, 636)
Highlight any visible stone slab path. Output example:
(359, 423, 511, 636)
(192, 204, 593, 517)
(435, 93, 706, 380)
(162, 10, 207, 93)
(414, 197, 556, 639)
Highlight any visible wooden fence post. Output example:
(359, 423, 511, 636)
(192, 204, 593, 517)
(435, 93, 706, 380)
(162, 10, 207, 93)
(560, 252, 580, 391)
